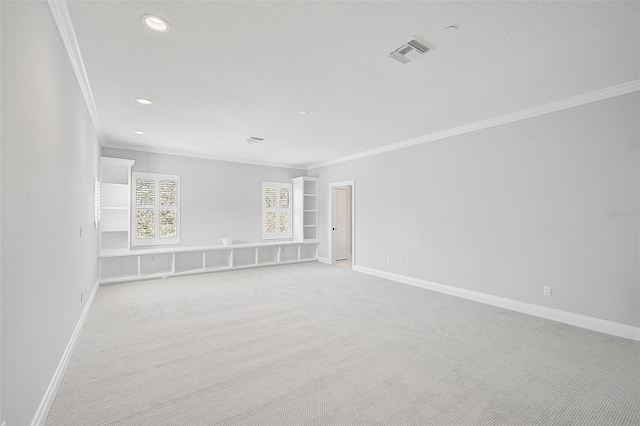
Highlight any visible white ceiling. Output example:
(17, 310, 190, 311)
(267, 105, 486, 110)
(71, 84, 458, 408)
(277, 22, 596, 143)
(64, 1, 640, 169)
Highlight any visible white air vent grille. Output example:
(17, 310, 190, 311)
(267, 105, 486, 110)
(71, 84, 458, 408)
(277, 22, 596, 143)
(390, 39, 431, 64)
(247, 137, 264, 144)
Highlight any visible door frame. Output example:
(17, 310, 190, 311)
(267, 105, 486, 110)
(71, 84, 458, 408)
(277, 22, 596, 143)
(328, 180, 355, 265)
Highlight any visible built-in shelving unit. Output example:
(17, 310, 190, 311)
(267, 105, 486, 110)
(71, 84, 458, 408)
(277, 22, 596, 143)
(97, 168, 320, 284)
(292, 176, 319, 242)
(99, 157, 135, 252)
(98, 241, 318, 284)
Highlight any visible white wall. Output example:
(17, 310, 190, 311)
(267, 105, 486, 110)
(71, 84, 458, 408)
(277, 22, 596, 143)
(312, 92, 640, 328)
(1, 2, 101, 424)
(0, 2, 3, 422)
(102, 148, 306, 247)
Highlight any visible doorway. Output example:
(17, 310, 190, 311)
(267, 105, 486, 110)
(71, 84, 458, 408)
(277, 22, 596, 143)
(330, 181, 354, 268)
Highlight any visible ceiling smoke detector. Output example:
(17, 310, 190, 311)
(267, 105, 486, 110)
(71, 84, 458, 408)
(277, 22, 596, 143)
(390, 39, 431, 64)
(247, 137, 264, 144)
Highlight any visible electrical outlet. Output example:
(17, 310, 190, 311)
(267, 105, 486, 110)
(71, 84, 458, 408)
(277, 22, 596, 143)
(398, 260, 403, 268)
(386, 259, 390, 266)
(543, 286, 551, 296)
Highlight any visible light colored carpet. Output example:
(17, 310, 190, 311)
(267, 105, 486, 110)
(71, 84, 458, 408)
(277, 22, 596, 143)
(334, 260, 352, 269)
(46, 263, 640, 425)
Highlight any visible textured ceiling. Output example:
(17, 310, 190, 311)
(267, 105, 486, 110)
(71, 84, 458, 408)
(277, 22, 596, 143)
(65, 1, 640, 168)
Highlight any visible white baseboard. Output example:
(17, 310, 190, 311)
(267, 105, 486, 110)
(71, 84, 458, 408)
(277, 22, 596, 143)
(30, 279, 100, 426)
(318, 257, 332, 265)
(353, 265, 640, 342)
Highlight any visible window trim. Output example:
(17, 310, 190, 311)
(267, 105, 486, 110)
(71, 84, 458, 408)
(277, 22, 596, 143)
(132, 172, 181, 246)
(262, 182, 293, 240)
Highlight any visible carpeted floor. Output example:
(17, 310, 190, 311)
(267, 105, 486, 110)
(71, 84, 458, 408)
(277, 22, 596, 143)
(46, 263, 640, 425)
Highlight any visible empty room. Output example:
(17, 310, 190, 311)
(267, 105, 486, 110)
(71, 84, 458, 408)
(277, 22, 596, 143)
(1, 1, 639, 425)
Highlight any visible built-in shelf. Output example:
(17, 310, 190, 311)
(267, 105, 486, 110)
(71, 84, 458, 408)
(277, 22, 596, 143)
(98, 241, 318, 284)
(293, 176, 318, 242)
(99, 157, 135, 252)
(98, 172, 320, 284)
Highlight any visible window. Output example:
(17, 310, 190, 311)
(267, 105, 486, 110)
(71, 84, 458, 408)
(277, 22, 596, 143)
(262, 182, 292, 239)
(132, 172, 180, 246)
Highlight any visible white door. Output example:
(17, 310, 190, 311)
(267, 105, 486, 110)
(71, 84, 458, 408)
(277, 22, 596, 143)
(332, 188, 348, 261)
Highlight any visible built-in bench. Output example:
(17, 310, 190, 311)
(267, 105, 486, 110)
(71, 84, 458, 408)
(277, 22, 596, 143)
(98, 240, 318, 284)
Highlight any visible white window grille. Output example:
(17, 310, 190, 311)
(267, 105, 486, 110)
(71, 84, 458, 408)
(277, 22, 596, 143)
(262, 182, 292, 239)
(132, 172, 180, 246)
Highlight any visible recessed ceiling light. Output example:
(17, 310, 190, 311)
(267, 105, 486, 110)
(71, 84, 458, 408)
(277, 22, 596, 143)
(133, 130, 145, 135)
(135, 97, 153, 105)
(443, 25, 457, 33)
(142, 15, 170, 33)
(298, 111, 308, 116)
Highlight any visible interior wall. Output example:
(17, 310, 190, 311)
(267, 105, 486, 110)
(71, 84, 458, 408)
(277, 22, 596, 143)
(102, 148, 306, 247)
(344, 186, 353, 259)
(312, 92, 640, 328)
(0, 2, 3, 422)
(1, 2, 101, 424)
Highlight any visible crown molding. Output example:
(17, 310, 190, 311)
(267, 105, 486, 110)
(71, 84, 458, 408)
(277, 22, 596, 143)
(43, 2, 639, 172)
(102, 141, 307, 171)
(307, 80, 640, 170)
(48, 0, 103, 144)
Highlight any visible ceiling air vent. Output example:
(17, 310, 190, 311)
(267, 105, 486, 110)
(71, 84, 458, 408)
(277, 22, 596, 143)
(390, 39, 431, 64)
(247, 136, 264, 144)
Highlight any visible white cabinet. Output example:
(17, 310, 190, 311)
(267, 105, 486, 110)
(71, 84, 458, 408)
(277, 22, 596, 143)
(97, 168, 320, 284)
(99, 157, 135, 252)
(99, 241, 318, 284)
(292, 176, 318, 242)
